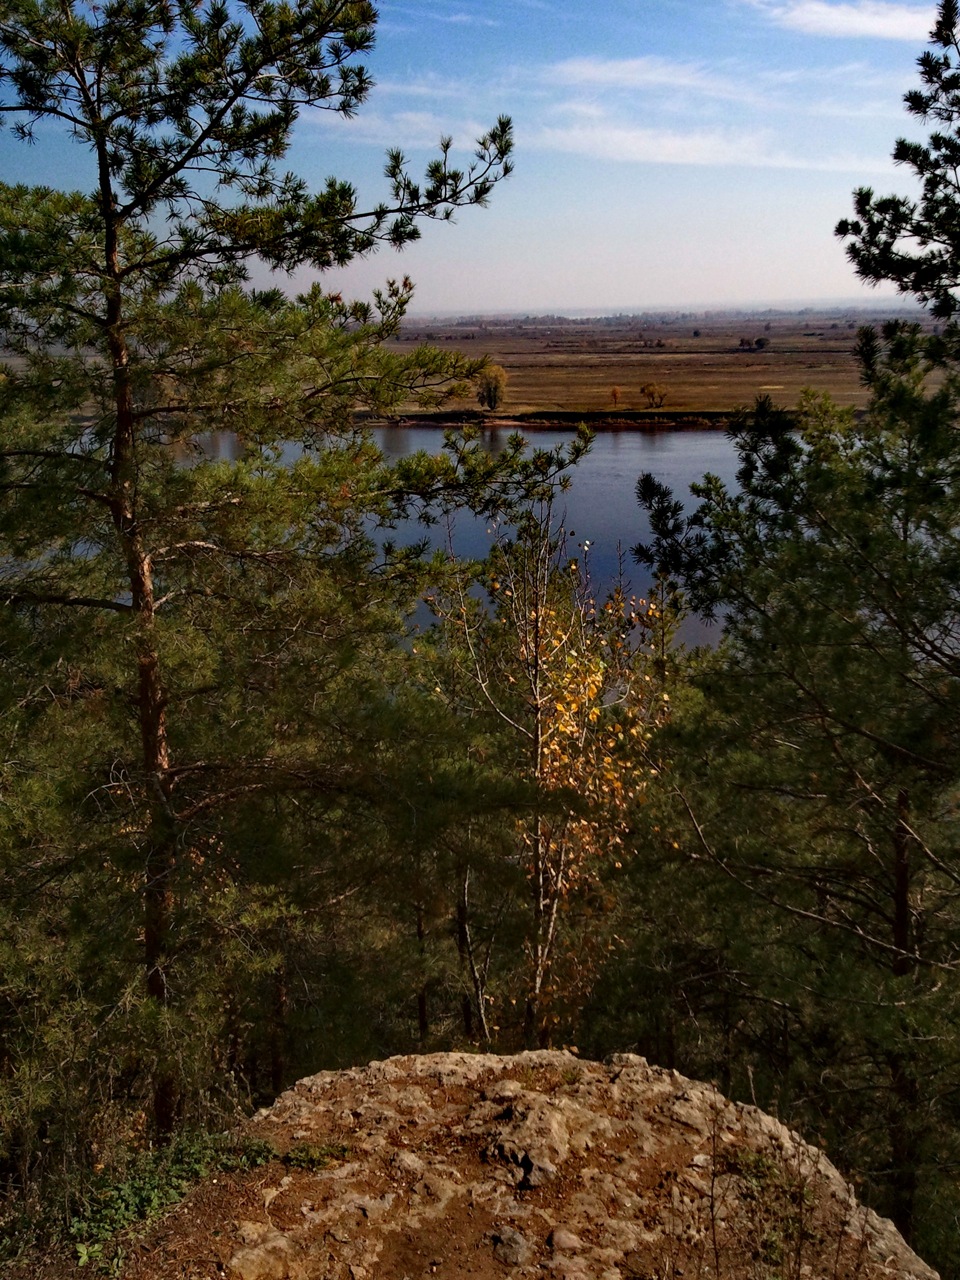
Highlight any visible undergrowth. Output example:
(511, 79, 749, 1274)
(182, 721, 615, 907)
(0, 1131, 350, 1274)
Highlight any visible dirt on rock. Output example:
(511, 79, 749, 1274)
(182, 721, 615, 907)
(113, 1051, 936, 1280)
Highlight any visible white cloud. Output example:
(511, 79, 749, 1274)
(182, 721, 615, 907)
(545, 55, 750, 100)
(756, 59, 904, 87)
(302, 106, 503, 153)
(749, 1, 934, 40)
(541, 52, 903, 117)
(530, 119, 883, 171)
(388, 3, 499, 26)
(374, 74, 475, 101)
(435, 11, 499, 24)
(801, 94, 910, 117)
(304, 109, 451, 147)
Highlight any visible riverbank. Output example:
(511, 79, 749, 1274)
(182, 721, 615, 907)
(365, 408, 742, 431)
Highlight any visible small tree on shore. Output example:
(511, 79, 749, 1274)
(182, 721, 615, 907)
(476, 364, 508, 411)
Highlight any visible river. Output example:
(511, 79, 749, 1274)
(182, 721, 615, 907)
(373, 424, 740, 629)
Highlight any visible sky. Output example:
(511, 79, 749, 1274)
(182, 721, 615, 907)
(303, 0, 940, 314)
(0, 0, 942, 315)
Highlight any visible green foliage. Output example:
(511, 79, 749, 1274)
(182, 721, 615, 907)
(70, 1136, 225, 1247)
(0, 0, 525, 1233)
(837, 0, 960, 319)
(1, 1131, 272, 1267)
(64, 1132, 346, 1250)
(0, 0, 511, 288)
(9, 8, 960, 1280)
(634, 345, 960, 1266)
(6, 1127, 347, 1265)
(475, 363, 508, 411)
(283, 1141, 350, 1170)
(633, 27, 960, 1258)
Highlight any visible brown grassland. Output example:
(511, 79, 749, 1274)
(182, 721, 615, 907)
(393, 306, 933, 419)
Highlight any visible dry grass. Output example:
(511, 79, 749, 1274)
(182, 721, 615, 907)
(394, 308, 933, 415)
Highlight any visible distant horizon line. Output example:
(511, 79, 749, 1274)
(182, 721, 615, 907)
(408, 297, 923, 322)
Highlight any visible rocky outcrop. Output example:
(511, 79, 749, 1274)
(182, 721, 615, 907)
(130, 1051, 939, 1280)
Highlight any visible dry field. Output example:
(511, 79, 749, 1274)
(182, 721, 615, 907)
(395, 307, 931, 416)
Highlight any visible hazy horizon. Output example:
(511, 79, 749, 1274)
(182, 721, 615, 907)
(0, 1, 943, 316)
(305, 0, 942, 315)
(406, 295, 922, 321)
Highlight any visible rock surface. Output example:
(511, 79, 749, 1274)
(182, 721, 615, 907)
(127, 1051, 939, 1280)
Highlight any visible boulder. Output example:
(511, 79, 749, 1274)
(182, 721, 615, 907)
(125, 1051, 939, 1280)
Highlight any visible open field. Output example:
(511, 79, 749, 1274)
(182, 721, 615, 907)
(394, 306, 932, 417)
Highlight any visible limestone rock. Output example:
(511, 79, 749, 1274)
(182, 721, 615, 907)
(124, 1051, 939, 1280)
(491, 1224, 533, 1266)
(227, 1223, 302, 1280)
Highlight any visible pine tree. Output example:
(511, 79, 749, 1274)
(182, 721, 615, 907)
(632, 8, 960, 1255)
(0, 0, 518, 1163)
(837, 0, 960, 320)
(636, 361, 960, 1255)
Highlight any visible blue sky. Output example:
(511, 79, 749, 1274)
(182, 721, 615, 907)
(302, 0, 938, 314)
(0, 0, 940, 314)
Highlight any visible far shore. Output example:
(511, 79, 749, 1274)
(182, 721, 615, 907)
(386, 309, 901, 413)
(364, 408, 745, 432)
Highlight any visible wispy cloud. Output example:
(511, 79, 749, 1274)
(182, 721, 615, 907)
(305, 109, 452, 147)
(374, 74, 475, 101)
(545, 55, 751, 101)
(747, 1, 934, 40)
(531, 119, 885, 171)
(434, 11, 499, 24)
(303, 106, 501, 153)
(388, 3, 499, 27)
(541, 52, 904, 117)
(756, 58, 905, 87)
(753, 58, 915, 112)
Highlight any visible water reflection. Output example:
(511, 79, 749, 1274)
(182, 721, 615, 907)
(190, 424, 740, 644)
(373, 425, 739, 637)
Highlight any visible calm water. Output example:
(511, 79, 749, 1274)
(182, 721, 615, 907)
(373, 424, 740, 610)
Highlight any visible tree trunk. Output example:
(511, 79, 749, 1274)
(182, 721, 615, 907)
(104, 205, 178, 1137)
(892, 788, 912, 977)
(416, 902, 429, 1049)
(886, 789, 919, 1239)
(886, 1050, 919, 1241)
(456, 868, 492, 1044)
(270, 963, 288, 1097)
(455, 888, 475, 1039)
